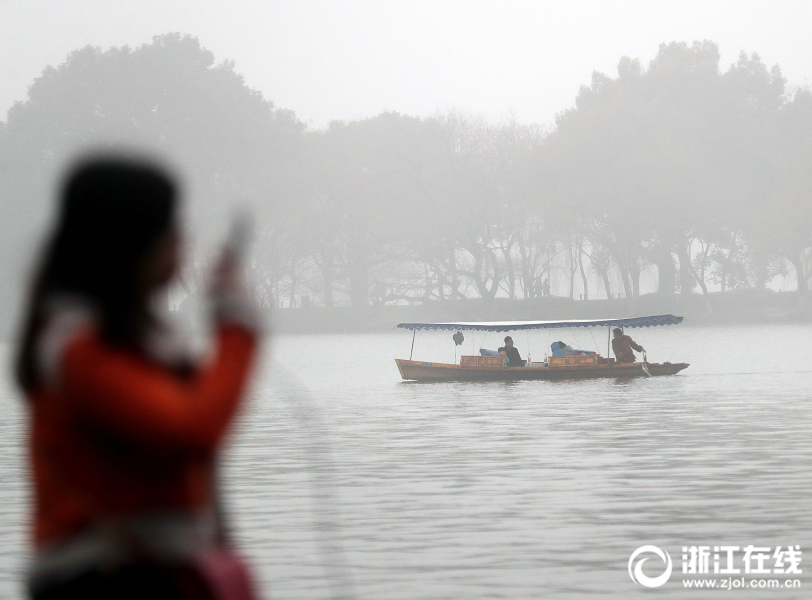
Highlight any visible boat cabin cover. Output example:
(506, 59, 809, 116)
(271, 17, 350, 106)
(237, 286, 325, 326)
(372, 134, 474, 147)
(396, 314, 684, 332)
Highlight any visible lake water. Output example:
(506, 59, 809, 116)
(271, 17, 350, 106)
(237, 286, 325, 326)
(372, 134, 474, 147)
(2, 322, 812, 599)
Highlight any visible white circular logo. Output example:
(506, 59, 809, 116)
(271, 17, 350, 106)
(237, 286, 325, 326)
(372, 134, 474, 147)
(628, 545, 673, 588)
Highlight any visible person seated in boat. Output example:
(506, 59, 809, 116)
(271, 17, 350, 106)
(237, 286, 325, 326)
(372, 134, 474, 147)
(551, 341, 577, 356)
(612, 328, 644, 363)
(497, 336, 525, 367)
(551, 341, 598, 356)
(497, 348, 508, 367)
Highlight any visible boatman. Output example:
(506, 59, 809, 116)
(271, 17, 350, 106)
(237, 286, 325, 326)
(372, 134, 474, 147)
(612, 328, 644, 363)
(498, 336, 526, 367)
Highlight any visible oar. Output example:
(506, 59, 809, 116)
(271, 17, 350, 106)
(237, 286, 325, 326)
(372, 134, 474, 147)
(641, 351, 652, 377)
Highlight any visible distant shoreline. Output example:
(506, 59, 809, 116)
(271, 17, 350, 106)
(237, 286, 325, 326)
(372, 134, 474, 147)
(268, 290, 812, 334)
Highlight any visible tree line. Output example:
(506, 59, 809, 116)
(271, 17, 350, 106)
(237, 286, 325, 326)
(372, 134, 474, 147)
(1, 34, 810, 317)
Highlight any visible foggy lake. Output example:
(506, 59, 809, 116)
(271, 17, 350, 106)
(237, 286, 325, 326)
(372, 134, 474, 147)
(3, 2, 812, 599)
(2, 322, 811, 599)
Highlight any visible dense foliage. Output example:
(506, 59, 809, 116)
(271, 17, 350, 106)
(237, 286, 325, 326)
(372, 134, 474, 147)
(1, 36, 810, 317)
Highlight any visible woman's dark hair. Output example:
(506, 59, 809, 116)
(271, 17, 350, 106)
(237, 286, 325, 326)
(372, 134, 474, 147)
(15, 156, 177, 391)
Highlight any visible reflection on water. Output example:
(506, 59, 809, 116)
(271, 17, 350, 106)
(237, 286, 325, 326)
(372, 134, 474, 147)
(2, 323, 812, 599)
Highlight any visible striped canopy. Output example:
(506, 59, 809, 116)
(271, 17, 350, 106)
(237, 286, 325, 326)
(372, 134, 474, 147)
(396, 314, 683, 332)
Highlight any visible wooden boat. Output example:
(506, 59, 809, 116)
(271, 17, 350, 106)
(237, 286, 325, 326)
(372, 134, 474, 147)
(396, 356, 689, 381)
(395, 315, 689, 382)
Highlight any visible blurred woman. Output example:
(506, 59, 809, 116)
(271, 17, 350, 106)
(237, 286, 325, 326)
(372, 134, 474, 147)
(16, 157, 260, 599)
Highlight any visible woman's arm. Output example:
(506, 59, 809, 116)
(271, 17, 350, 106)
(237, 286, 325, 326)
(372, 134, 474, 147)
(61, 324, 256, 454)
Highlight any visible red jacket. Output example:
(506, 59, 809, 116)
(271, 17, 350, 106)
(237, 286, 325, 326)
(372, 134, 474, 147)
(29, 323, 256, 547)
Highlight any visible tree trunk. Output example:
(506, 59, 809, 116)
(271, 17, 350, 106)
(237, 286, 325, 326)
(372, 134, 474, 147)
(719, 249, 731, 293)
(460, 242, 500, 300)
(690, 239, 709, 295)
(616, 261, 632, 299)
(598, 266, 611, 300)
(676, 243, 694, 295)
(631, 262, 641, 298)
(789, 254, 808, 293)
(449, 246, 459, 300)
(289, 267, 297, 308)
(436, 265, 446, 301)
(321, 252, 334, 307)
(502, 242, 516, 299)
(517, 237, 534, 299)
(483, 246, 501, 300)
(577, 240, 589, 301)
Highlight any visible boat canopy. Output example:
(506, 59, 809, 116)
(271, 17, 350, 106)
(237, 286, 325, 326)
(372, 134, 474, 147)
(396, 314, 683, 332)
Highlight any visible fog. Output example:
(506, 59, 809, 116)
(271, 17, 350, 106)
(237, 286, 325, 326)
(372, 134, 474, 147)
(4, 5, 812, 599)
(1, 2, 811, 334)
(3, 1, 812, 127)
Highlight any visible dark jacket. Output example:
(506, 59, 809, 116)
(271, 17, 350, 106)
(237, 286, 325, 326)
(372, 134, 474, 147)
(498, 345, 525, 367)
(612, 334, 643, 364)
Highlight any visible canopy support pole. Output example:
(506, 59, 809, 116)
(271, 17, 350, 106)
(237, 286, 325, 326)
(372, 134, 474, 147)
(409, 329, 416, 360)
(607, 326, 610, 359)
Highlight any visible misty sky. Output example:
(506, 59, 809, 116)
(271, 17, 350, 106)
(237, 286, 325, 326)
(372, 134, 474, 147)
(2, 0, 811, 128)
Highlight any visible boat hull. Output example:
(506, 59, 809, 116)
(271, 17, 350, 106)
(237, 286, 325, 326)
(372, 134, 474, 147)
(395, 359, 689, 382)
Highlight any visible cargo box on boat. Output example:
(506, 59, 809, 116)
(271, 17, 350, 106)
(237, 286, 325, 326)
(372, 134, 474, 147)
(548, 355, 599, 367)
(460, 355, 505, 368)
